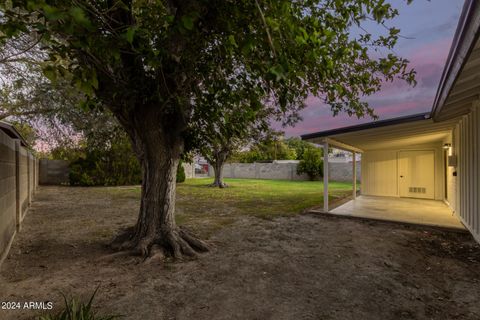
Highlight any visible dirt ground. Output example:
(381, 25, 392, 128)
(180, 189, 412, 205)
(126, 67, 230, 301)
(1, 186, 480, 320)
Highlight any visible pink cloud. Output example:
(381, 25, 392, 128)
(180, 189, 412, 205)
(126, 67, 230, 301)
(281, 37, 454, 137)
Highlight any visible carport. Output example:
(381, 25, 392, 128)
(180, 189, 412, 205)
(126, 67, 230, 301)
(301, 113, 465, 229)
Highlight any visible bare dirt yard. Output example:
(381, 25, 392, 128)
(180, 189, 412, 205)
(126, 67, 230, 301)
(1, 182, 480, 320)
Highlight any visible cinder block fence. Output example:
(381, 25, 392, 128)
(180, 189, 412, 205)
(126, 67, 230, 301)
(0, 123, 39, 267)
(207, 161, 361, 182)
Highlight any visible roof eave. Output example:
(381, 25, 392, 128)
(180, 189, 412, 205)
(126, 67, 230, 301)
(301, 112, 431, 141)
(431, 0, 480, 120)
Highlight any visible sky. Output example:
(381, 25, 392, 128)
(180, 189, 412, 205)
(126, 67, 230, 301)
(283, 0, 464, 137)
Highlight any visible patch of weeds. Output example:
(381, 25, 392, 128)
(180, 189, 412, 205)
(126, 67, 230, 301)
(38, 287, 121, 320)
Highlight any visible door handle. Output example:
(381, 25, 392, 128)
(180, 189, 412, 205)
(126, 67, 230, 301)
(400, 175, 404, 178)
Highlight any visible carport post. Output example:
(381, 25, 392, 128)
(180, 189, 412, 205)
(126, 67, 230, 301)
(323, 142, 329, 212)
(352, 151, 357, 199)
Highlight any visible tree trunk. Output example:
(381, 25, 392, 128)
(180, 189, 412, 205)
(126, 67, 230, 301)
(210, 160, 227, 188)
(111, 107, 208, 261)
(209, 150, 229, 188)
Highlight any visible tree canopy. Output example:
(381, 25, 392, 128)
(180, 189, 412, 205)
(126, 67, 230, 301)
(1, 0, 415, 136)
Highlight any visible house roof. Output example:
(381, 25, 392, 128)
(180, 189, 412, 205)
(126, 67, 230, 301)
(301, 112, 431, 141)
(302, 116, 458, 151)
(432, 0, 480, 121)
(0, 121, 28, 147)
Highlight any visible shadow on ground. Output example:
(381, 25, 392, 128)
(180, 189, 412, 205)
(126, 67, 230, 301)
(1, 186, 479, 320)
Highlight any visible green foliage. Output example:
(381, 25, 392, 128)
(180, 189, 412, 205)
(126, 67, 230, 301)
(230, 149, 263, 164)
(47, 145, 85, 163)
(285, 137, 318, 160)
(231, 135, 297, 163)
(38, 288, 120, 320)
(8, 120, 37, 149)
(68, 135, 141, 186)
(297, 148, 323, 181)
(1, 0, 417, 148)
(176, 160, 186, 183)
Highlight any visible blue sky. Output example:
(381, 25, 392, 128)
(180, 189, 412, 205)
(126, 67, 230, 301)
(285, 0, 464, 137)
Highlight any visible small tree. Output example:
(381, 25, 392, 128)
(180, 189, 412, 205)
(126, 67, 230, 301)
(297, 148, 323, 181)
(285, 137, 317, 160)
(191, 101, 270, 188)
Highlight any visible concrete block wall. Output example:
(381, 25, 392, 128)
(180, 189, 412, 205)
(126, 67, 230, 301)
(328, 161, 361, 183)
(34, 158, 39, 190)
(0, 131, 17, 266)
(208, 161, 360, 182)
(211, 162, 310, 181)
(16, 141, 29, 227)
(28, 153, 35, 204)
(39, 159, 69, 185)
(183, 162, 195, 179)
(0, 132, 38, 267)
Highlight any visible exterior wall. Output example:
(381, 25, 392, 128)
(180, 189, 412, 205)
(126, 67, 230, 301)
(0, 131, 17, 266)
(0, 127, 38, 267)
(361, 143, 444, 200)
(35, 159, 39, 189)
(28, 153, 35, 203)
(329, 161, 361, 183)
(444, 132, 457, 212)
(455, 103, 480, 242)
(39, 159, 69, 185)
(183, 162, 195, 179)
(209, 161, 360, 182)
(16, 141, 29, 226)
(33, 158, 39, 190)
(212, 162, 310, 181)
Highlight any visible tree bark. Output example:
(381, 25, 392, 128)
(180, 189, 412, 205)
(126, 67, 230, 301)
(209, 150, 229, 188)
(111, 106, 208, 261)
(211, 159, 227, 188)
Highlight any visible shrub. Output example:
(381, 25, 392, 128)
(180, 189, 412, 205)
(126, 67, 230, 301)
(176, 160, 186, 183)
(38, 288, 121, 320)
(68, 140, 142, 186)
(297, 148, 323, 180)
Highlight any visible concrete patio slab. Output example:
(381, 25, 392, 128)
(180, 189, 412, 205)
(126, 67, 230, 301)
(319, 195, 465, 230)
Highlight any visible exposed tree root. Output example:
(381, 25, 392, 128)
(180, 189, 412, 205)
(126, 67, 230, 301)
(208, 182, 228, 188)
(110, 226, 209, 263)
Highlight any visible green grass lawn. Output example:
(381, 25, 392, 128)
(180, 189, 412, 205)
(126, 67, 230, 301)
(105, 178, 354, 236)
(180, 178, 352, 216)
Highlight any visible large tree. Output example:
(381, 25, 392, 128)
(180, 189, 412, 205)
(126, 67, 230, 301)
(1, 0, 415, 260)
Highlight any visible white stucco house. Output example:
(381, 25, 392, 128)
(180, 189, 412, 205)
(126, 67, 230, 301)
(301, 0, 480, 243)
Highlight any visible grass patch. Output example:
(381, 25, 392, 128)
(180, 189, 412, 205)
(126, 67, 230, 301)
(102, 178, 353, 236)
(178, 178, 352, 218)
